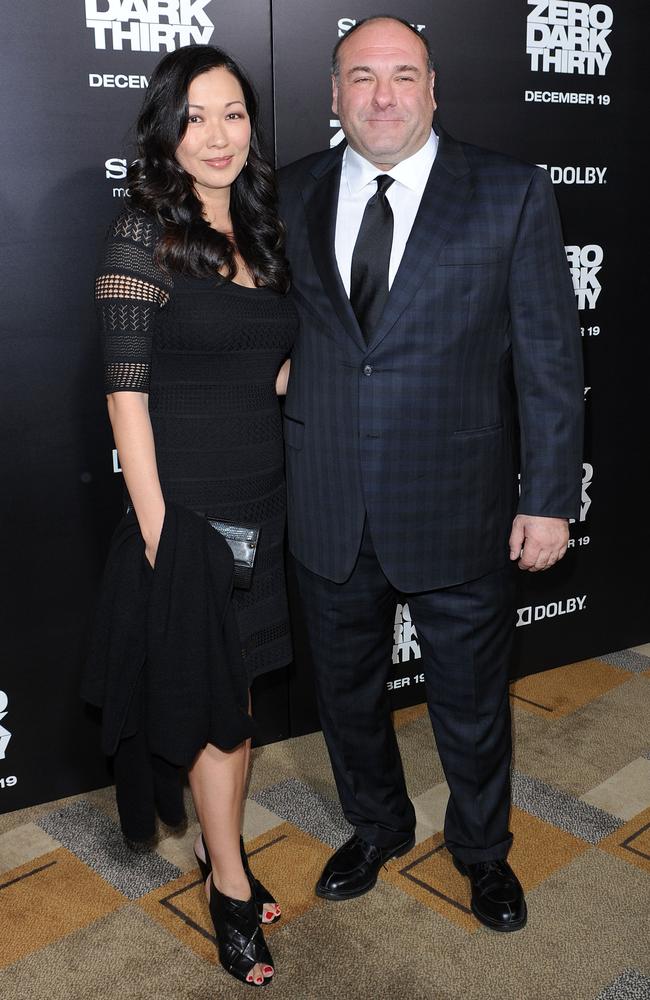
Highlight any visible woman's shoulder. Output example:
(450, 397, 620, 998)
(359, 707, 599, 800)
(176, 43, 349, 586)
(99, 204, 173, 290)
(105, 203, 163, 250)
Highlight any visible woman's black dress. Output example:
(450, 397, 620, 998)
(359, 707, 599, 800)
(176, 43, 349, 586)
(96, 207, 298, 680)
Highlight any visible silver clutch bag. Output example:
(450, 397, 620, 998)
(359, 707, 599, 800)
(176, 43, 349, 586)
(205, 518, 260, 590)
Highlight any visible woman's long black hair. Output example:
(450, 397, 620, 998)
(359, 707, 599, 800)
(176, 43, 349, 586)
(127, 45, 289, 292)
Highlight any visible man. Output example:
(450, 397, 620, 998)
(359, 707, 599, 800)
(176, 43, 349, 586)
(278, 16, 583, 932)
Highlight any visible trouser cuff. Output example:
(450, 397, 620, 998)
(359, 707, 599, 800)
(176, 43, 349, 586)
(355, 823, 416, 851)
(445, 832, 513, 865)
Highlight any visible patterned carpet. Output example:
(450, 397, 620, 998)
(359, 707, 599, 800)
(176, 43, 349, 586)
(1, 647, 649, 1000)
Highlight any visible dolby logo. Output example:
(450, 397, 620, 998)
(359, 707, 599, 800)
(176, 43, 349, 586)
(538, 165, 607, 185)
(516, 595, 587, 628)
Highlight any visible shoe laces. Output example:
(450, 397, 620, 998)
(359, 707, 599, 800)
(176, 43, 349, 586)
(473, 860, 508, 887)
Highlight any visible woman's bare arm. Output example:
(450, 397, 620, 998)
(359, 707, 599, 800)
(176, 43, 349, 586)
(275, 358, 291, 396)
(107, 391, 165, 567)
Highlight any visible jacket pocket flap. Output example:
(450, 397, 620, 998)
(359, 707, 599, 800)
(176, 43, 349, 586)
(283, 414, 305, 450)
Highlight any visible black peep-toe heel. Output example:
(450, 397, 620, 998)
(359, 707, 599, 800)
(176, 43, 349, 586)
(207, 878, 274, 987)
(194, 833, 281, 925)
(240, 836, 281, 925)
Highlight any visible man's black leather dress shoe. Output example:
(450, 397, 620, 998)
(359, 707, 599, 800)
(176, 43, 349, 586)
(453, 857, 527, 932)
(316, 833, 415, 900)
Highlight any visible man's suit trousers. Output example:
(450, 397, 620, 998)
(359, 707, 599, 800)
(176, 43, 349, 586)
(293, 519, 516, 864)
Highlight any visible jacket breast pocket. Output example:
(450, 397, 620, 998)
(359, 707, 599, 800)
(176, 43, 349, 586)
(453, 423, 504, 438)
(283, 414, 305, 451)
(437, 246, 503, 266)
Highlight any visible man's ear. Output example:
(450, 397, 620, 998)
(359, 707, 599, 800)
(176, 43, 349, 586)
(429, 70, 437, 111)
(331, 75, 339, 116)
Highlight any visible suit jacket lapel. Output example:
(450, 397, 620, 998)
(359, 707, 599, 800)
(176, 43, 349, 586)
(366, 128, 473, 352)
(302, 146, 367, 352)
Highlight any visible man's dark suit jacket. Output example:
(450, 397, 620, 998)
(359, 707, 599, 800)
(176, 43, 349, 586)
(277, 128, 584, 592)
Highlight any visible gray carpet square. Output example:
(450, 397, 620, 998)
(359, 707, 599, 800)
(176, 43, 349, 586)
(37, 800, 181, 899)
(251, 778, 353, 849)
(511, 771, 623, 844)
(597, 650, 650, 674)
(593, 969, 650, 1000)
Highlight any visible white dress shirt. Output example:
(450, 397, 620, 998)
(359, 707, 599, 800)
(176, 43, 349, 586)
(334, 129, 438, 296)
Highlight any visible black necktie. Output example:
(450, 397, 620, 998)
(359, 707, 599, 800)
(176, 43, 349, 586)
(350, 174, 395, 342)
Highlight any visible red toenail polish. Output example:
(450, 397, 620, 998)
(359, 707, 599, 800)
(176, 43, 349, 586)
(265, 911, 274, 920)
(264, 967, 273, 973)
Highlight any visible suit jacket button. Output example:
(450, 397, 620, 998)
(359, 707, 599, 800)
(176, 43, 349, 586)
(363, 365, 372, 376)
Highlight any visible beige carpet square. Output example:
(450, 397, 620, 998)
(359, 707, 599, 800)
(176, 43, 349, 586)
(242, 799, 284, 841)
(396, 712, 447, 797)
(580, 757, 650, 820)
(510, 659, 631, 718)
(412, 781, 449, 843)
(0, 822, 60, 875)
(509, 676, 650, 796)
(155, 821, 201, 873)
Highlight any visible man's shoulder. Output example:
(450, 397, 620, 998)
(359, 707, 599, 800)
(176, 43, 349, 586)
(277, 146, 343, 189)
(448, 133, 542, 186)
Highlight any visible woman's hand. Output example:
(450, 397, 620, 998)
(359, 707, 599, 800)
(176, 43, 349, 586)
(143, 504, 165, 568)
(107, 391, 166, 568)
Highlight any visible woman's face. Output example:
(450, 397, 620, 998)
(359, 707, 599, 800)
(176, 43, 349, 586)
(175, 66, 251, 202)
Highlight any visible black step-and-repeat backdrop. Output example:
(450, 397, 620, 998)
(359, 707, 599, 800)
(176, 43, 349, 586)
(1, 2, 647, 811)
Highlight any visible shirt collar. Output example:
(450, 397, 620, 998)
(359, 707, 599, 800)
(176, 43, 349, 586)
(343, 129, 438, 195)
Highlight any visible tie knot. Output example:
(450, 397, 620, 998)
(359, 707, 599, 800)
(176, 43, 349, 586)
(374, 174, 394, 198)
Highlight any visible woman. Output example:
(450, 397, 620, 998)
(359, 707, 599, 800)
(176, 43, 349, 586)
(91, 45, 296, 987)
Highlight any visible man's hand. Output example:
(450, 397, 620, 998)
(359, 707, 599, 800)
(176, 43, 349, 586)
(509, 515, 569, 572)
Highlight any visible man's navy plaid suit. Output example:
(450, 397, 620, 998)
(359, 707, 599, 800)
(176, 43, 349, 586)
(278, 128, 583, 861)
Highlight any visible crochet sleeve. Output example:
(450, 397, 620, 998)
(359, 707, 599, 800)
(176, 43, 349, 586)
(96, 207, 172, 393)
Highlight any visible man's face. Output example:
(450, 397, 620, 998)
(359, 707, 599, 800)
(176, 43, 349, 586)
(332, 19, 436, 169)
